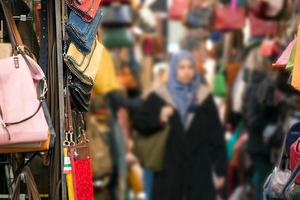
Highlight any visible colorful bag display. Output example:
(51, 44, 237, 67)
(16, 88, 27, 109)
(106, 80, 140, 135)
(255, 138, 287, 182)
(66, 9, 103, 54)
(64, 39, 104, 85)
(103, 28, 133, 47)
(214, 0, 246, 31)
(101, 4, 133, 27)
(66, 0, 102, 22)
(273, 38, 296, 68)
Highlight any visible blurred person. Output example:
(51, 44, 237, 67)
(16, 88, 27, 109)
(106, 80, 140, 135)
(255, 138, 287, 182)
(134, 50, 227, 200)
(242, 47, 284, 200)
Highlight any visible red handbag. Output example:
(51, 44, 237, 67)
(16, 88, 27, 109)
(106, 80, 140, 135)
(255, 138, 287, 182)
(168, 0, 188, 21)
(260, 39, 280, 57)
(66, 0, 102, 22)
(249, 14, 279, 37)
(214, 0, 245, 31)
(290, 138, 300, 184)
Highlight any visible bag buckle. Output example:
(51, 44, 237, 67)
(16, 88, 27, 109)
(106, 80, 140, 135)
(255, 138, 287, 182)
(13, 56, 19, 68)
(0, 119, 6, 128)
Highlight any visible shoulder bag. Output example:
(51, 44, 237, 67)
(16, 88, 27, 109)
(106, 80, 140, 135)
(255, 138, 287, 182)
(66, 0, 102, 22)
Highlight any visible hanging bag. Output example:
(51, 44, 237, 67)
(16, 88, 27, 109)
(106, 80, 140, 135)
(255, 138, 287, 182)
(214, 0, 245, 31)
(66, 9, 103, 54)
(66, 0, 102, 22)
(0, 1, 49, 146)
(168, 0, 188, 21)
(273, 37, 296, 68)
(101, 4, 133, 27)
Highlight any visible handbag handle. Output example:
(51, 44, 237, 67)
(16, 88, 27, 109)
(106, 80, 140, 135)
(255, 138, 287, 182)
(0, 0, 23, 54)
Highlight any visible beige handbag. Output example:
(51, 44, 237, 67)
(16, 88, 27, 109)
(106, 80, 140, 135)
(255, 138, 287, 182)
(64, 39, 104, 85)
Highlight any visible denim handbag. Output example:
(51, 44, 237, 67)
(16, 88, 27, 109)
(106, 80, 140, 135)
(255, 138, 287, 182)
(66, 9, 103, 54)
(185, 7, 212, 28)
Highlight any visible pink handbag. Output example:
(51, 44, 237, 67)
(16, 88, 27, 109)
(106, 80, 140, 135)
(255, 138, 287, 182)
(273, 38, 296, 68)
(0, 1, 48, 145)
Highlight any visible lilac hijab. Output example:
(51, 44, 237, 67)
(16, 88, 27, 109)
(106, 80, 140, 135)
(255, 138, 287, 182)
(168, 50, 202, 125)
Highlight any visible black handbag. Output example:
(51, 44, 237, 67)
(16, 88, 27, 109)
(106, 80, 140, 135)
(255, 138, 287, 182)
(69, 73, 92, 112)
(101, 4, 132, 27)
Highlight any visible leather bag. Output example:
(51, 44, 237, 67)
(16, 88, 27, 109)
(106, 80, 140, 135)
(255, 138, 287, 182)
(66, 9, 103, 54)
(103, 27, 133, 47)
(64, 39, 104, 85)
(0, 1, 48, 146)
(66, 0, 102, 22)
(101, 4, 133, 27)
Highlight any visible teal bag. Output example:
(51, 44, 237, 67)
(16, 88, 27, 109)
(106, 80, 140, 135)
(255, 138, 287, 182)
(103, 28, 133, 48)
(226, 121, 244, 160)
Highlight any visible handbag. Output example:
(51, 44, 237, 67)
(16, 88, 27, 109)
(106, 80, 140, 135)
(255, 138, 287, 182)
(213, 66, 227, 97)
(250, 0, 287, 21)
(185, 7, 212, 28)
(286, 40, 297, 71)
(133, 126, 170, 172)
(273, 38, 296, 68)
(93, 47, 120, 95)
(103, 27, 133, 47)
(260, 39, 280, 57)
(214, 0, 245, 31)
(66, 9, 103, 54)
(64, 38, 104, 85)
(66, 0, 102, 22)
(69, 74, 92, 112)
(101, 4, 133, 27)
(249, 14, 279, 37)
(87, 115, 112, 177)
(117, 66, 138, 90)
(291, 26, 300, 91)
(290, 138, 300, 184)
(168, 0, 188, 20)
(263, 117, 292, 199)
(0, 1, 48, 146)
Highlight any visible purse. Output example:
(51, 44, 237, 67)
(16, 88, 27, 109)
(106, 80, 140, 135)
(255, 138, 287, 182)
(290, 138, 300, 184)
(103, 27, 133, 47)
(249, 14, 280, 37)
(214, 0, 246, 31)
(260, 39, 280, 57)
(273, 38, 296, 68)
(64, 38, 104, 85)
(213, 66, 227, 97)
(291, 26, 300, 91)
(101, 4, 133, 27)
(185, 7, 212, 28)
(168, 0, 188, 20)
(66, 9, 103, 54)
(66, 0, 102, 22)
(0, 1, 48, 146)
(133, 126, 170, 172)
(69, 74, 92, 112)
(93, 47, 120, 95)
(117, 66, 138, 90)
(286, 41, 297, 71)
(250, 0, 287, 20)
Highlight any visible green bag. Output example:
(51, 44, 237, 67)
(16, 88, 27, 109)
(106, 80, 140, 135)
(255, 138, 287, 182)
(286, 42, 297, 71)
(213, 67, 227, 97)
(133, 126, 170, 172)
(103, 28, 133, 48)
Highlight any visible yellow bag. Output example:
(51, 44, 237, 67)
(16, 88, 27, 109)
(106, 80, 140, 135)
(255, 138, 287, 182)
(292, 25, 300, 91)
(64, 39, 104, 85)
(93, 47, 120, 95)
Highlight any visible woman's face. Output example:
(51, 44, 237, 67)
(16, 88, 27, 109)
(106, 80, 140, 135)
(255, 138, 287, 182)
(176, 59, 196, 84)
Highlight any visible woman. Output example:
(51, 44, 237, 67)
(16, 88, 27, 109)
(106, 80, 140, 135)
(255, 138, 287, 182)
(134, 50, 227, 200)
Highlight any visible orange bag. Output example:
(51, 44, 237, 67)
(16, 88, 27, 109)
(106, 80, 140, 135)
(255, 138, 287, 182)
(291, 25, 300, 91)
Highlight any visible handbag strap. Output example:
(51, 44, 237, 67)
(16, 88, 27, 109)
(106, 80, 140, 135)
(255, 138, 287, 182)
(277, 120, 288, 168)
(0, 0, 23, 54)
(12, 166, 41, 200)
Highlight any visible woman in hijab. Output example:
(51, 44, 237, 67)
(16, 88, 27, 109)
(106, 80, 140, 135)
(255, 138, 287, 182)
(134, 50, 227, 200)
